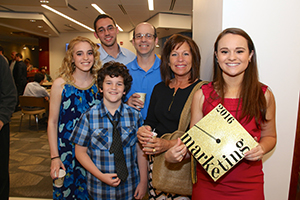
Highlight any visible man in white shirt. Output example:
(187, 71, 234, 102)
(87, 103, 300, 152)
(23, 73, 50, 100)
(9, 51, 16, 74)
(93, 14, 135, 65)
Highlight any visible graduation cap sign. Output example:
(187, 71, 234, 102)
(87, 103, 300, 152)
(180, 103, 258, 181)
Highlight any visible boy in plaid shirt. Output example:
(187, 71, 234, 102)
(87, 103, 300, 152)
(70, 61, 148, 199)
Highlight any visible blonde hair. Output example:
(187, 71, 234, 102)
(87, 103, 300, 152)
(59, 36, 101, 84)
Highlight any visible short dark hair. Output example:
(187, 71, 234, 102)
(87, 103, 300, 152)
(97, 61, 132, 97)
(94, 14, 116, 32)
(16, 53, 23, 59)
(0, 46, 4, 53)
(24, 58, 31, 65)
(34, 73, 45, 83)
(160, 34, 200, 85)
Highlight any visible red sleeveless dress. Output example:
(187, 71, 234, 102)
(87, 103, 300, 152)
(192, 82, 267, 200)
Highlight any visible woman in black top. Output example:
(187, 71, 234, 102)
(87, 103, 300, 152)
(137, 34, 202, 199)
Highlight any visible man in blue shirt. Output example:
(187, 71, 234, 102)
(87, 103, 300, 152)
(125, 22, 162, 119)
(93, 14, 135, 65)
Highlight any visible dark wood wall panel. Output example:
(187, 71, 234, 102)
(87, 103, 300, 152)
(289, 94, 300, 200)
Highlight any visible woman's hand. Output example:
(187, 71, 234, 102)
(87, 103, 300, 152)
(244, 137, 264, 161)
(143, 137, 177, 155)
(137, 125, 153, 145)
(165, 138, 188, 163)
(50, 158, 66, 179)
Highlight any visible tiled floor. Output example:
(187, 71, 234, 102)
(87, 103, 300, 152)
(9, 111, 52, 199)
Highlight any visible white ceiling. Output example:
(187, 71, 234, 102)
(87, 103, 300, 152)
(0, 0, 192, 45)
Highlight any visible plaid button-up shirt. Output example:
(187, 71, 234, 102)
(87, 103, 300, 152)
(70, 100, 144, 199)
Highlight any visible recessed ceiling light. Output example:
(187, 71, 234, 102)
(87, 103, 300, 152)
(148, 0, 154, 10)
(91, 4, 105, 14)
(41, 4, 94, 32)
(44, 30, 48, 32)
(38, 26, 43, 29)
(40, 0, 49, 3)
(30, 19, 36, 23)
(116, 25, 123, 32)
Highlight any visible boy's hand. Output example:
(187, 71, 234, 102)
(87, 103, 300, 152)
(101, 173, 121, 187)
(134, 181, 147, 199)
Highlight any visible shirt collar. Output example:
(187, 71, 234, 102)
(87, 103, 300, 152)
(131, 54, 160, 71)
(100, 43, 125, 59)
(99, 99, 125, 118)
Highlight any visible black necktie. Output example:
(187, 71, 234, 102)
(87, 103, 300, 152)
(108, 112, 128, 181)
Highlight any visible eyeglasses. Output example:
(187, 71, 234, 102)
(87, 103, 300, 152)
(134, 33, 155, 40)
(97, 25, 116, 34)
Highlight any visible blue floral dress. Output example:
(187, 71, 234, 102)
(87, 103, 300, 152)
(53, 81, 100, 200)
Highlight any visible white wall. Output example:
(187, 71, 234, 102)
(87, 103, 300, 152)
(193, 0, 300, 199)
(49, 32, 135, 79)
(192, 0, 223, 81)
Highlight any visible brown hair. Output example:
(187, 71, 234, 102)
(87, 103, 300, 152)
(97, 61, 132, 97)
(213, 28, 267, 127)
(59, 36, 101, 84)
(160, 34, 200, 86)
(94, 14, 116, 31)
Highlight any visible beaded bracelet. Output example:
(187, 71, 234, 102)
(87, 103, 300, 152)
(51, 156, 60, 160)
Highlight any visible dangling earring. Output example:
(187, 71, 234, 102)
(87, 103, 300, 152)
(72, 62, 76, 71)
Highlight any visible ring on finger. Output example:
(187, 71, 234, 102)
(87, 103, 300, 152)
(153, 148, 156, 153)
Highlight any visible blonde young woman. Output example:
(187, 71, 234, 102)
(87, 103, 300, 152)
(47, 36, 101, 199)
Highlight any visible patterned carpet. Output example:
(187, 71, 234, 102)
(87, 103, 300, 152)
(8, 111, 150, 199)
(9, 111, 52, 199)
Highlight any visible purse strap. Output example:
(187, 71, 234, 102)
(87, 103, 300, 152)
(177, 80, 209, 131)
